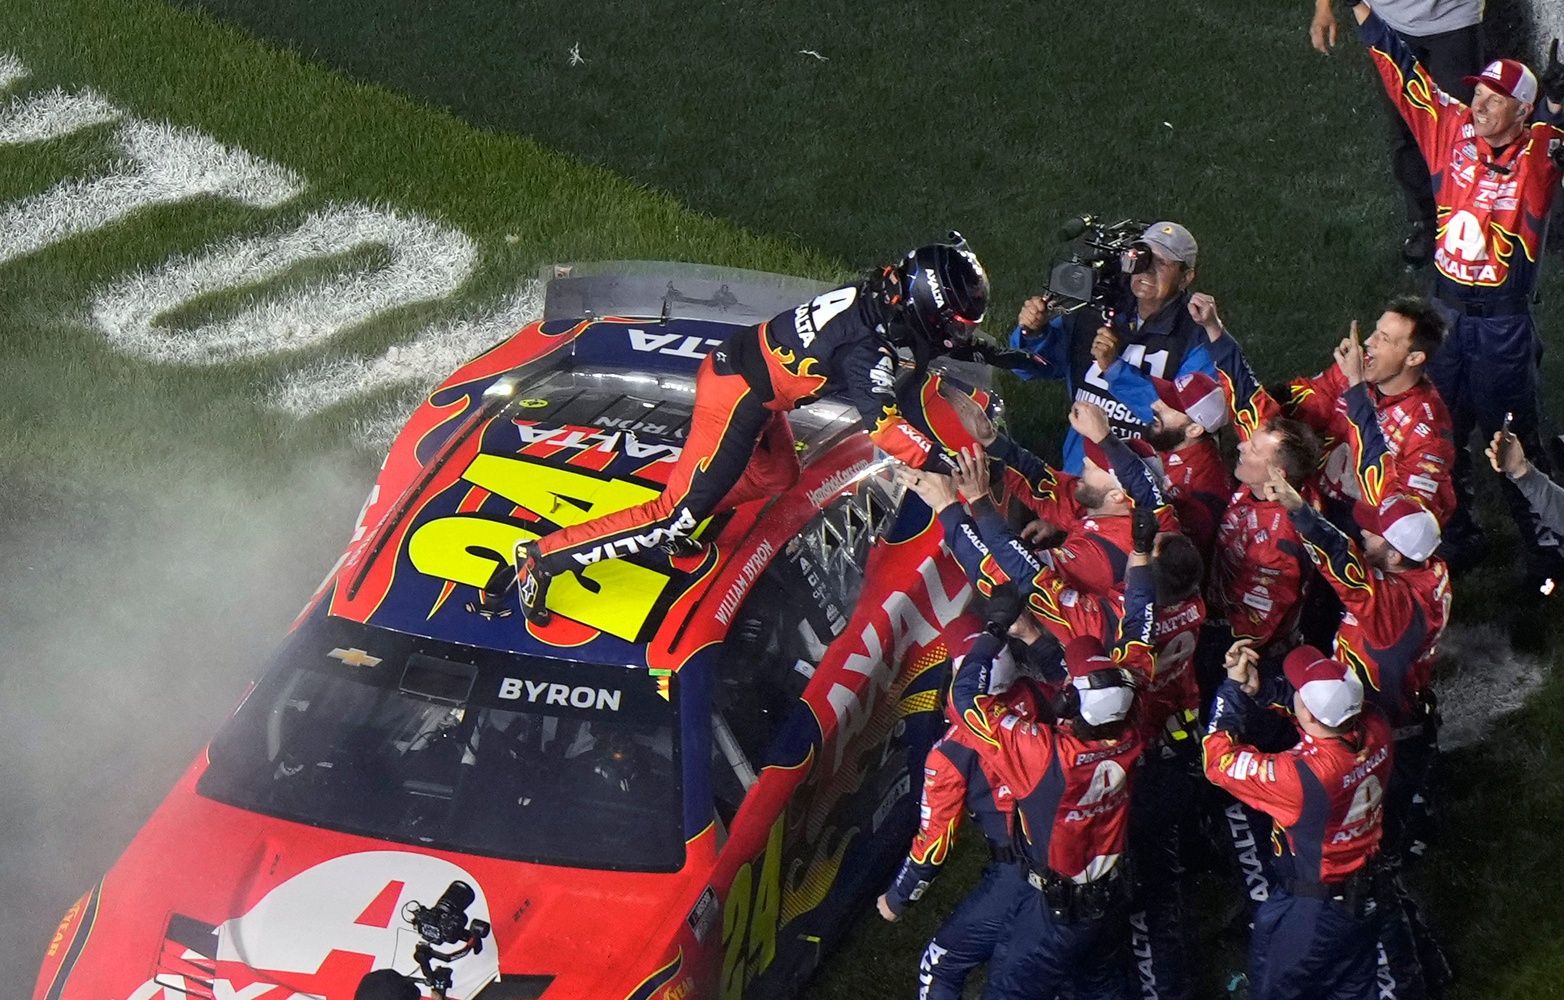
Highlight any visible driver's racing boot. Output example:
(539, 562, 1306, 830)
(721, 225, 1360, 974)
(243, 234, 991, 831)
(660, 535, 705, 559)
(515, 540, 553, 625)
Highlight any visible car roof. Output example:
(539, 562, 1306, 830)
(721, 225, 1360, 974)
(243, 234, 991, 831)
(320, 266, 870, 672)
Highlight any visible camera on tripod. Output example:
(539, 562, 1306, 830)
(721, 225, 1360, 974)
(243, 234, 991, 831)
(1045, 215, 1156, 317)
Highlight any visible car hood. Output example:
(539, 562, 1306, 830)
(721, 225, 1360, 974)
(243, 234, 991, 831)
(39, 761, 713, 1000)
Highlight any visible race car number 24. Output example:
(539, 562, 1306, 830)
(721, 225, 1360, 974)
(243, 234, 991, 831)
(721, 817, 783, 1000)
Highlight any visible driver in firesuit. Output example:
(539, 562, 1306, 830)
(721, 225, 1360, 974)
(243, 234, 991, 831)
(514, 235, 989, 624)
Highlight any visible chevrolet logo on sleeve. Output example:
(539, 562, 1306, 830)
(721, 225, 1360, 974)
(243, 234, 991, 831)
(328, 647, 383, 668)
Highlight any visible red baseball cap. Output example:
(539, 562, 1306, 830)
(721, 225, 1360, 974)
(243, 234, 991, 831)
(1063, 636, 1135, 725)
(1082, 435, 1165, 483)
(1353, 494, 1441, 563)
(1283, 645, 1364, 727)
(1149, 371, 1229, 433)
(1464, 58, 1538, 106)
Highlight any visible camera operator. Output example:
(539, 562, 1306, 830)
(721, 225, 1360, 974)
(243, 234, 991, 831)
(1009, 222, 1221, 474)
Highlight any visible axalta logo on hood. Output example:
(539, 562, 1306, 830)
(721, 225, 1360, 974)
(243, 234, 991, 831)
(123, 852, 499, 1000)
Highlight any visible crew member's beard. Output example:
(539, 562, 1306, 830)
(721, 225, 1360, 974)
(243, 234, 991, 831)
(1144, 425, 1186, 452)
(1073, 480, 1109, 511)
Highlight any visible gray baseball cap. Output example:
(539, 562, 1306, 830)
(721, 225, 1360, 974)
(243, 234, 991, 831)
(1139, 221, 1198, 267)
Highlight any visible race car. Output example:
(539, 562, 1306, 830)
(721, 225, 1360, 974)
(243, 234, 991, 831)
(33, 262, 1000, 1000)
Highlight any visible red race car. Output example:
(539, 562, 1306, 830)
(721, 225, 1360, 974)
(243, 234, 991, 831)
(34, 263, 1000, 1000)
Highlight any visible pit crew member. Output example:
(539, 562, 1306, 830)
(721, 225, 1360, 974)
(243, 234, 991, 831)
(1351, 1, 1564, 592)
(1204, 641, 1394, 1000)
(1008, 222, 1220, 474)
(948, 530, 1159, 1000)
(1280, 302, 1455, 528)
(515, 236, 988, 622)
(878, 677, 1039, 1000)
(1264, 475, 1450, 998)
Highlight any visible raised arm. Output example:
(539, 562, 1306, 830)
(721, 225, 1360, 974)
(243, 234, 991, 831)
(1351, 3, 1462, 166)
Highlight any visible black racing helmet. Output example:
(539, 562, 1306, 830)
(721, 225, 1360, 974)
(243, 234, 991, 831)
(895, 231, 990, 355)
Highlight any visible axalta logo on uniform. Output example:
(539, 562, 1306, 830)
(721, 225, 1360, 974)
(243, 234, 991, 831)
(571, 507, 698, 566)
(498, 677, 623, 711)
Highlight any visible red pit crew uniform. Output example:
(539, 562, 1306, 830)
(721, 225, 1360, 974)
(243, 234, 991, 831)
(1284, 363, 1456, 526)
(1159, 437, 1234, 562)
(1003, 433, 1178, 599)
(532, 284, 934, 575)
(1289, 502, 1450, 888)
(1359, 9, 1564, 571)
(948, 565, 1160, 1000)
(937, 498, 1206, 742)
(884, 685, 1037, 1000)
(1204, 678, 1395, 1000)
(1203, 331, 1311, 655)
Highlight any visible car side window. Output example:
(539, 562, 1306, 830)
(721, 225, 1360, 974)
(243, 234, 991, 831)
(711, 474, 901, 773)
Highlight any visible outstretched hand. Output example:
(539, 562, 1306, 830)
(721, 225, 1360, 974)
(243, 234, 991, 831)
(951, 446, 993, 504)
(1132, 506, 1158, 556)
(946, 389, 998, 446)
(1486, 427, 1529, 479)
(896, 465, 960, 512)
(1310, 1, 1339, 54)
(985, 583, 1024, 632)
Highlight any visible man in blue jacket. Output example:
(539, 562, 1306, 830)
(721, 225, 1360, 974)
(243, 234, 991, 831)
(1009, 221, 1221, 474)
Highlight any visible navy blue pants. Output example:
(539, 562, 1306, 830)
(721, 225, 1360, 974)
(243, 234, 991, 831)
(1128, 749, 1198, 1000)
(1427, 308, 1562, 572)
(1249, 890, 1378, 1000)
(982, 884, 1131, 1000)
(918, 859, 1029, 1000)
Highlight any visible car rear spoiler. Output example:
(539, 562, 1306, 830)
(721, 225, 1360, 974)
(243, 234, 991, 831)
(541, 261, 835, 326)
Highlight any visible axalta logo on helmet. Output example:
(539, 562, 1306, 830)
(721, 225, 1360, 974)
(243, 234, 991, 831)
(924, 268, 945, 309)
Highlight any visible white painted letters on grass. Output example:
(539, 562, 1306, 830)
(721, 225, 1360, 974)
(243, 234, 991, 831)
(0, 119, 304, 265)
(0, 87, 122, 144)
(92, 204, 478, 365)
(0, 52, 27, 92)
(268, 282, 543, 416)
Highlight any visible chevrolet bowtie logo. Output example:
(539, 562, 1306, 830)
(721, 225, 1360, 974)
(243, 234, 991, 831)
(328, 647, 383, 668)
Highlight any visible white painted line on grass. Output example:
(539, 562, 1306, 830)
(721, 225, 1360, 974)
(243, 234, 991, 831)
(1436, 624, 1550, 750)
(0, 119, 304, 266)
(0, 52, 26, 92)
(92, 203, 477, 365)
(268, 281, 542, 416)
(0, 87, 122, 145)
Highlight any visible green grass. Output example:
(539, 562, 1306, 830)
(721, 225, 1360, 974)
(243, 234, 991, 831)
(1, 1, 1563, 997)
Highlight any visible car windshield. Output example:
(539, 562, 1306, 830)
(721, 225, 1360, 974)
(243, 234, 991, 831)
(198, 621, 683, 872)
